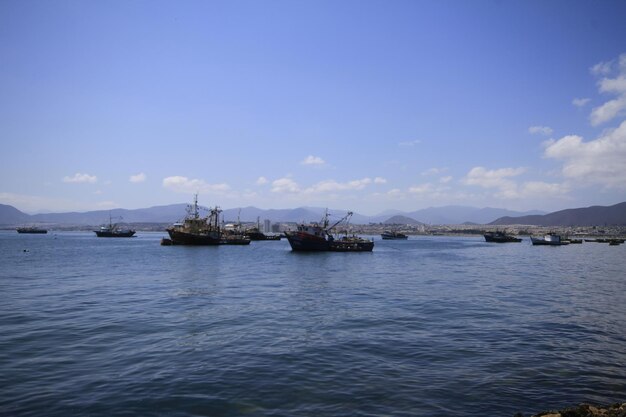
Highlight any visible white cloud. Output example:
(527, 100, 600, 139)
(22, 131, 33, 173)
(464, 167, 525, 188)
(590, 96, 626, 126)
(374, 177, 387, 184)
(462, 167, 569, 200)
(271, 177, 300, 193)
(463, 167, 526, 199)
(439, 176, 453, 184)
(408, 183, 433, 194)
(301, 155, 325, 165)
(62, 173, 97, 184)
(543, 120, 626, 188)
(386, 189, 404, 197)
(572, 97, 591, 107)
(162, 176, 230, 194)
(599, 75, 626, 94)
(256, 176, 268, 185)
(518, 181, 569, 197)
(398, 140, 421, 147)
(129, 172, 146, 183)
(528, 126, 553, 136)
(591, 60, 613, 76)
(421, 167, 447, 176)
(590, 53, 626, 126)
(305, 178, 373, 193)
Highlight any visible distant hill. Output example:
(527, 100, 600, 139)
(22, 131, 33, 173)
(8, 201, 614, 227)
(0, 204, 31, 225)
(383, 215, 422, 225)
(490, 202, 626, 226)
(404, 206, 545, 225)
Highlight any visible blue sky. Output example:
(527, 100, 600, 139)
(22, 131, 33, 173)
(2, 0, 626, 215)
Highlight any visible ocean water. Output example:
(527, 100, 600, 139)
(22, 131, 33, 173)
(1, 231, 625, 417)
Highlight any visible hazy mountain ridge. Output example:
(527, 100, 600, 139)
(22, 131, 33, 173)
(4, 202, 621, 227)
(490, 202, 626, 226)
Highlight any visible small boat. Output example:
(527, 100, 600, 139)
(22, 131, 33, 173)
(484, 231, 522, 243)
(530, 233, 569, 246)
(564, 238, 583, 244)
(329, 235, 374, 252)
(94, 214, 135, 237)
(220, 234, 252, 245)
(16, 227, 47, 234)
(284, 211, 373, 252)
(245, 217, 281, 240)
(166, 195, 222, 245)
(381, 231, 409, 240)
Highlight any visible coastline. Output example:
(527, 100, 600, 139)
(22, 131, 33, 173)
(516, 403, 626, 417)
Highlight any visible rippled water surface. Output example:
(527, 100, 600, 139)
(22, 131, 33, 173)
(1, 231, 625, 416)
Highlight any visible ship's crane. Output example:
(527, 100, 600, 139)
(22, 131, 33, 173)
(326, 211, 354, 233)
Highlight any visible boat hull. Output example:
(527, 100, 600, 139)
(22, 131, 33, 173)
(285, 232, 374, 252)
(167, 229, 221, 245)
(530, 237, 568, 246)
(484, 233, 522, 243)
(17, 228, 47, 234)
(221, 236, 252, 245)
(95, 230, 135, 237)
(381, 233, 408, 240)
(329, 239, 374, 252)
(284, 231, 330, 251)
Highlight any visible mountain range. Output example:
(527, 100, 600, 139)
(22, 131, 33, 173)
(1, 203, 541, 226)
(489, 202, 626, 226)
(1, 202, 623, 227)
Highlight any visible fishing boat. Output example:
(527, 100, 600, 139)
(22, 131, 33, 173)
(166, 195, 222, 245)
(530, 233, 569, 246)
(94, 214, 135, 237)
(16, 227, 47, 234)
(220, 211, 251, 245)
(220, 233, 252, 245)
(245, 217, 281, 240)
(284, 211, 374, 252)
(381, 231, 409, 240)
(483, 231, 522, 243)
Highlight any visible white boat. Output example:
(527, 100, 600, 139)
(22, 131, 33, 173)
(530, 233, 569, 246)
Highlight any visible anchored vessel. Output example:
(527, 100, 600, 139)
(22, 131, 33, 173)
(16, 227, 48, 234)
(530, 233, 569, 246)
(284, 211, 374, 252)
(94, 214, 135, 237)
(381, 231, 409, 240)
(245, 217, 281, 241)
(166, 195, 222, 245)
(483, 231, 522, 243)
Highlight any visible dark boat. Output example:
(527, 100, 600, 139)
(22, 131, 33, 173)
(530, 233, 569, 246)
(381, 231, 408, 240)
(221, 213, 251, 245)
(166, 195, 222, 245)
(484, 231, 522, 243)
(564, 238, 583, 244)
(16, 227, 47, 234)
(221, 234, 252, 245)
(284, 211, 374, 252)
(94, 214, 135, 237)
(245, 217, 281, 240)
